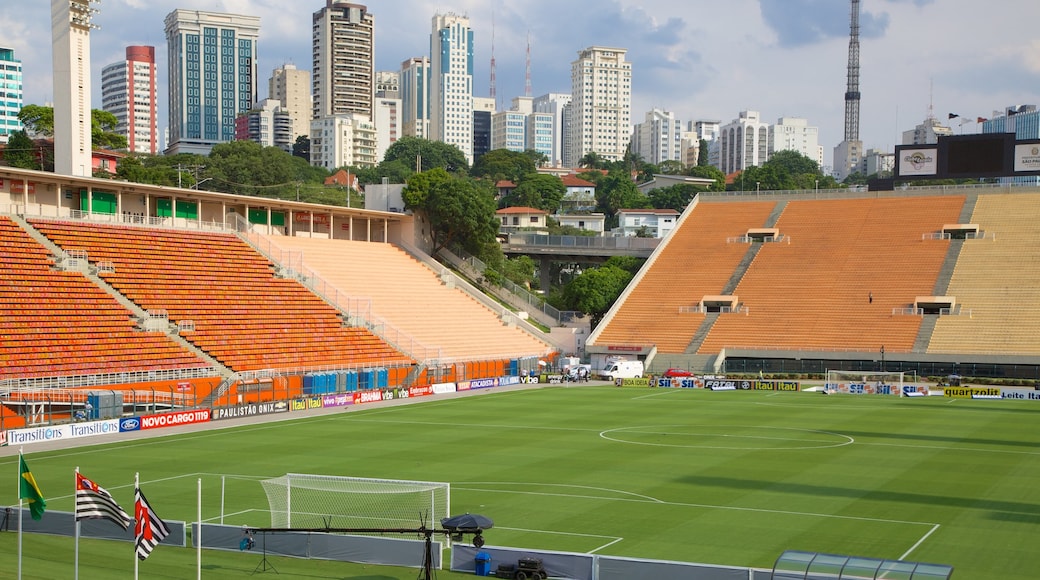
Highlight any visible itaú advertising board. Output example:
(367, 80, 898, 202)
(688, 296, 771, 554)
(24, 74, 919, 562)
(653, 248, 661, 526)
(6, 419, 121, 446)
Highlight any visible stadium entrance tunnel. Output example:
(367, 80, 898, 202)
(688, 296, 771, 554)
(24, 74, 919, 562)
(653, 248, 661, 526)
(600, 425, 854, 450)
(772, 549, 952, 580)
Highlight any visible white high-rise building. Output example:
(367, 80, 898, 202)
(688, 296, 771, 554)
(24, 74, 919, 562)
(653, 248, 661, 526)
(101, 46, 159, 155)
(0, 47, 23, 144)
(373, 95, 401, 162)
(533, 92, 571, 167)
(164, 10, 260, 156)
(52, 0, 100, 176)
(400, 56, 430, 138)
(565, 47, 632, 168)
(631, 108, 683, 166)
(310, 114, 377, 170)
(235, 99, 294, 152)
(269, 64, 311, 142)
(769, 117, 823, 168)
(717, 110, 770, 175)
(902, 116, 953, 145)
(430, 13, 474, 162)
(312, 1, 375, 121)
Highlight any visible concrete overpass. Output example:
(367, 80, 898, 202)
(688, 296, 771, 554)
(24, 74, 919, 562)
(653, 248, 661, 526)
(500, 233, 660, 290)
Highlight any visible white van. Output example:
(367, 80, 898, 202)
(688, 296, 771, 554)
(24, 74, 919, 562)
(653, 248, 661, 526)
(598, 360, 644, 381)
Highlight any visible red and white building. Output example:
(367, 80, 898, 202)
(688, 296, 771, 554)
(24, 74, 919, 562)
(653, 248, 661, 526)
(101, 46, 159, 155)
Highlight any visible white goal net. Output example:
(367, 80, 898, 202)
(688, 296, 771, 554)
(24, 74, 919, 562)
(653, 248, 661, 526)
(824, 370, 911, 396)
(260, 474, 450, 529)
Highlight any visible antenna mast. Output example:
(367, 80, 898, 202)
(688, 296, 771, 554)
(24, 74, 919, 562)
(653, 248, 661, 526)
(843, 0, 861, 142)
(489, 10, 497, 106)
(525, 31, 532, 98)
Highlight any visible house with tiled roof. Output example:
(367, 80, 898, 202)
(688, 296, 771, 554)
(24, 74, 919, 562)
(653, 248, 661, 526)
(614, 208, 680, 238)
(497, 206, 548, 232)
(559, 174, 597, 212)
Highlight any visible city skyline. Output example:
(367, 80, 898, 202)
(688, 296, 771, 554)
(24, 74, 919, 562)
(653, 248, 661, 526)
(2, 0, 1038, 169)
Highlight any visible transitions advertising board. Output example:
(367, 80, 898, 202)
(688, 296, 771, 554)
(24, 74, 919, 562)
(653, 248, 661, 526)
(6, 419, 121, 446)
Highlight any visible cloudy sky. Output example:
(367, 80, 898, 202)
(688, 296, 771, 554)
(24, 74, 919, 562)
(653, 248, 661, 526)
(3, 0, 1038, 169)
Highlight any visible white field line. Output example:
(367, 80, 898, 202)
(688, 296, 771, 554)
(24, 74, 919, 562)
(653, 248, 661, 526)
(900, 523, 941, 560)
(454, 484, 937, 527)
(631, 389, 683, 400)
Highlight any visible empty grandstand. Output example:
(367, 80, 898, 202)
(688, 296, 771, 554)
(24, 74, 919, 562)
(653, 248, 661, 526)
(589, 186, 1040, 379)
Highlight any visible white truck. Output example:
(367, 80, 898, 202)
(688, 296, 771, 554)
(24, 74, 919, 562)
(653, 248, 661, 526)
(598, 359, 644, 381)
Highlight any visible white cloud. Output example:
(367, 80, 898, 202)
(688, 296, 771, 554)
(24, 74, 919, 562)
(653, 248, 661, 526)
(5, 0, 1039, 169)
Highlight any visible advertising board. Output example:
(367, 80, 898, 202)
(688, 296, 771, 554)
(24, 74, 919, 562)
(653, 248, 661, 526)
(211, 401, 288, 421)
(7, 419, 121, 446)
(140, 409, 211, 430)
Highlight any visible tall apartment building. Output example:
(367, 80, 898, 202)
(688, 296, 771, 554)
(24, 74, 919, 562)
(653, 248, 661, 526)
(164, 10, 260, 156)
(101, 46, 158, 155)
(430, 13, 474, 163)
(52, 0, 100, 175)
(373, 95, 401, 162)
(310, 114, 377, 170)
(564, 47, 631, 168)
(235, 99, 294, 152)
(268, 63, 311, 142)
(0, 48, 23, 144)
(631, 108, 683, 166)
(400, 56, 430, 139)
(312, 1, 374, 120)
(769, 117, 823, 168)
(311, 2, 375, 168)
(533, 92, 571, 167)
(717, 110, 770, 175)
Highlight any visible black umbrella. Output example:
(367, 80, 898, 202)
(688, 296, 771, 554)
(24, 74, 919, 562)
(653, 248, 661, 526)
(440, 513, 494, 531)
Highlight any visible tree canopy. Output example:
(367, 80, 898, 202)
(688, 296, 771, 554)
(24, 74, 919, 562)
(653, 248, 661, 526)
(17, 104, 126, 150)
(383, 136, 469, 175)
(499, 173, 566, 212)
(403, 169, 500, 259)
(470, 148, 536, 183)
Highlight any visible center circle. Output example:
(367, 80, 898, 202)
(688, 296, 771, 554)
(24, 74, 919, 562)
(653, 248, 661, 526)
(599, 424, 854, 450)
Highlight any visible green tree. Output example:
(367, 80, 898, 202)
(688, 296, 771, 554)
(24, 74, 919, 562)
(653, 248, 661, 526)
(597, 170, 650, 220)
(470, 148, 536, 183)
(3, 130, 39, 169)
(91, 109, 127, 150)
(648, 183, 700, 212)
(697, 139, 710, 166)
(292, 135, 310, 161)
(658, 160, 686, 175)
(383, 136, 468, 174)
(686, 165, 726, 190)
(560, 264, 633, 328)
(497, 255, 537, 289)
(500, 173, 566, 212)
(18, 105, 127, 150)
(522, 149, 549, 169)
(17, 104, 54, 137)
(578, 151, 605, 169)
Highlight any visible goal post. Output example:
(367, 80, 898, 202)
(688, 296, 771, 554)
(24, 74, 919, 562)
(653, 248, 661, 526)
(824, 370, 911, 396)
(260, 474, 450, 530)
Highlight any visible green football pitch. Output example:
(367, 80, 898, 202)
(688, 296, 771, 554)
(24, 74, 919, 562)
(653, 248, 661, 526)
(3, 385, 1039, 579)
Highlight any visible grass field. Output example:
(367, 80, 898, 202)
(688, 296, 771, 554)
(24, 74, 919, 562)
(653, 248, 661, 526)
(3, 385, 1039, 579)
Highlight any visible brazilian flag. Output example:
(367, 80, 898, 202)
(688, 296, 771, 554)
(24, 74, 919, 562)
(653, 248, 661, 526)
(19, 455, 46, 520)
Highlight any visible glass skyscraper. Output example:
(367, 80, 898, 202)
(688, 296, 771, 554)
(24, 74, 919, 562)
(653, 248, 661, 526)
(164, 10, 259, 156)
(0, 47, 22, 144)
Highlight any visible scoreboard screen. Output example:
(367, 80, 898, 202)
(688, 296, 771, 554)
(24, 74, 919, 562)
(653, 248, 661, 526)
(938, 134, 1013, 178)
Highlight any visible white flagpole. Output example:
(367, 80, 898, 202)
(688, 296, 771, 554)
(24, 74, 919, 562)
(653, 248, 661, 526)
(74, 466, 80, 580)
(134, 472, 140, 580)
(17, 448, 24, 580)
(196, 477, 202, 580)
